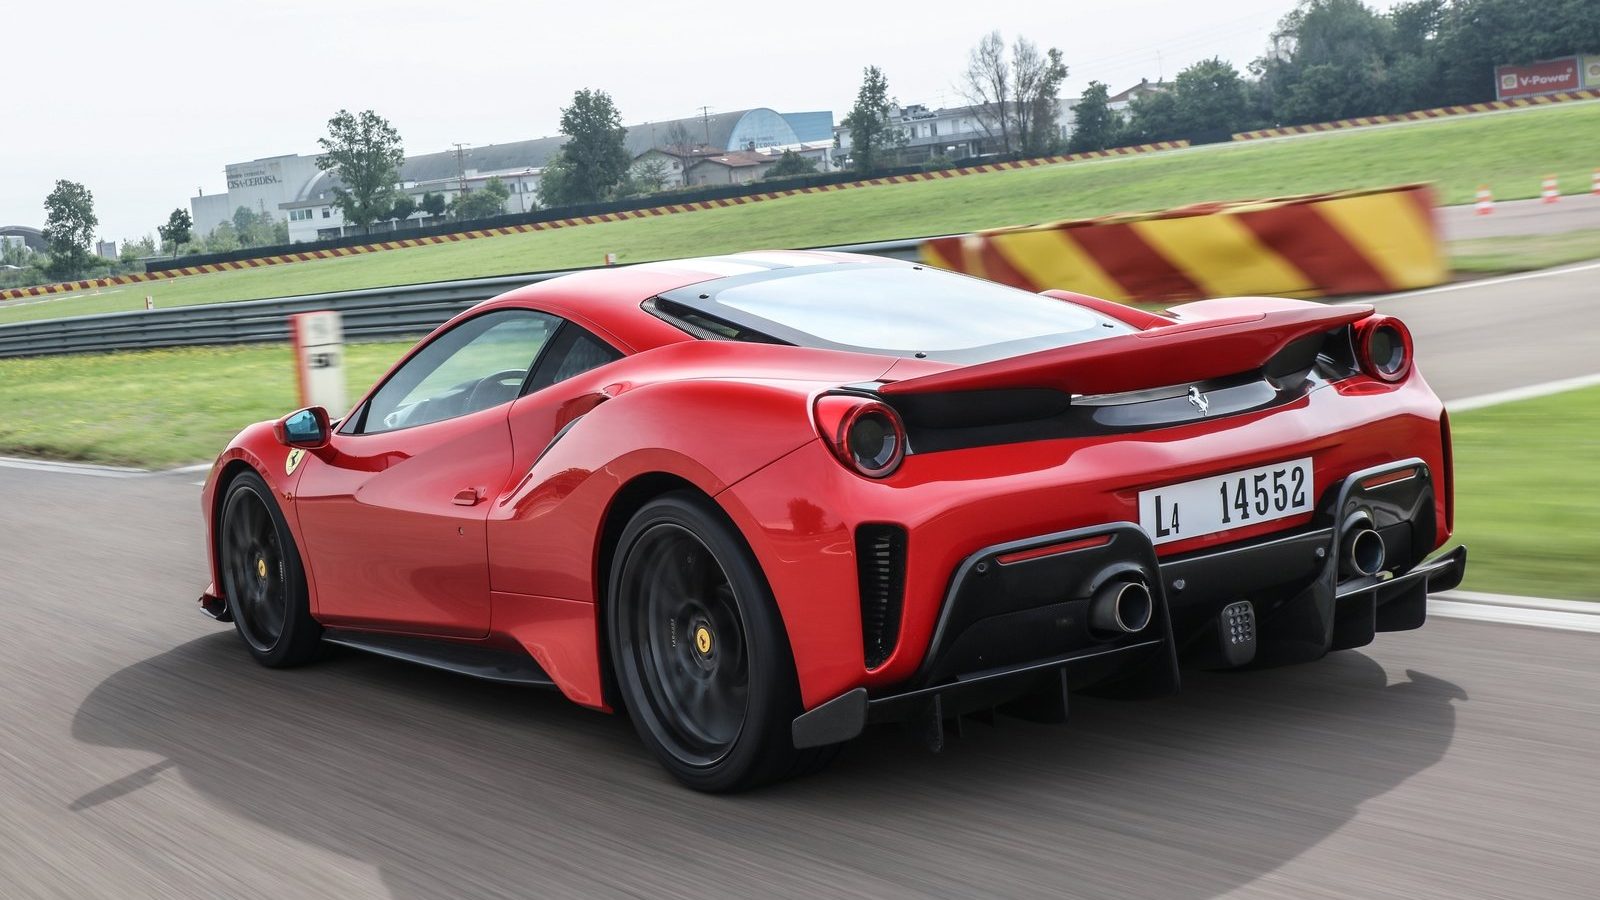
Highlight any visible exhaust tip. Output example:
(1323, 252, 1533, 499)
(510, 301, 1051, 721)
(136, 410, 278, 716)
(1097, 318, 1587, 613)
(1343, 527, 1387, 578)
(1091, 580, 1153, 635)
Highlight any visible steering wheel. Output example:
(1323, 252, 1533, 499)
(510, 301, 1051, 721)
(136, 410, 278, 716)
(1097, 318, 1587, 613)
(464, 369, 528, 412)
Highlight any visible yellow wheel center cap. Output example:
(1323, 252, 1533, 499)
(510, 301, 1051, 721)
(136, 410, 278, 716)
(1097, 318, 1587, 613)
(694, 625, 713, 655)
(257, 558, 268, 579)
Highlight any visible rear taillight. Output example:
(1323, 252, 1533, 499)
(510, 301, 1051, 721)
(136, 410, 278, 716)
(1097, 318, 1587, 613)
(815, 395, 906, 478)
(1354, 315, 1413, 383)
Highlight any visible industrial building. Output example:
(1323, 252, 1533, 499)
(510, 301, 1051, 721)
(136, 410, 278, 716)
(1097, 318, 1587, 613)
(189, 108, 834, 244)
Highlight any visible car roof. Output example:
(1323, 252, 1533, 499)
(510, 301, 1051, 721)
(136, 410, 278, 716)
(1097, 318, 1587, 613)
(475, 250, 903, 353)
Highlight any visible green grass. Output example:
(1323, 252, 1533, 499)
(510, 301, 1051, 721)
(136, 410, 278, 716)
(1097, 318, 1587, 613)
(4, 101, 1599, 326)
(0, 343, 408, 468)
(1448, 385, 1600, 601)
(1450, 228, 1600, 275)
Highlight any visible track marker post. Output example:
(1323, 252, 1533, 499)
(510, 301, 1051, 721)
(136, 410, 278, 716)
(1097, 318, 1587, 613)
(144, 295, 154, 310)
(289, 310, 346, 414)
(1475, 185, 1494, 215)
(1592, 169, 1599, 196)
(1542, 174, 1560, 203)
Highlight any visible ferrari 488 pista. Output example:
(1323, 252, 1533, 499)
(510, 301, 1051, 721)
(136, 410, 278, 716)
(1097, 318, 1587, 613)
(200, 251, 1465, 791)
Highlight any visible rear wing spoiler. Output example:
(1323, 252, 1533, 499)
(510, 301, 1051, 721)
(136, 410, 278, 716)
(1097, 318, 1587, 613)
(879, 303, 1374, 398)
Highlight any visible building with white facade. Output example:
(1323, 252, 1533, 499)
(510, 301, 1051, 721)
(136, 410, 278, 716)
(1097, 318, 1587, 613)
(191, 108, 835, 244)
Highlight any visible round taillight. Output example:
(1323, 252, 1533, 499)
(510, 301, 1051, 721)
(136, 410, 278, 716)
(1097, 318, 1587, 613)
(815, 395, 906, 478)
(1355, 315, 1413, 383)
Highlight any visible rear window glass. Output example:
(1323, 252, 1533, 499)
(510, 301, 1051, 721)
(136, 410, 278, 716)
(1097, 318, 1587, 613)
(661, 264, 1128, 362)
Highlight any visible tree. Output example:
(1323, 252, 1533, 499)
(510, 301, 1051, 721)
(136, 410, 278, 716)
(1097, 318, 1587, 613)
(843, 65, 898, 173)
(663, 120, 699, 153)
(1124, 89, 1185, 143)
(204, 221, 241, 253)
(1013, 41, 1070, 156)
(389, 195, 417, 222)
(316, 108, 406, 232)
(420, 191, 447, 219)
(613, 157, 672, 199)
(961, 32, 1069, 157)
(762, 150, 819, 179)
(1173, 57, 1249, 140)
(230, 206, 281, 248)
(537, 152, 578, 209)
(452, 176, 511, 220)
(539, 89, 631, 206)
(157, 208, 192, 257)
(1068, 81, 1121, 152)
(962, 31, 1013, 154)
(42, 180, 97, 280)
(119, 235, 157, 263)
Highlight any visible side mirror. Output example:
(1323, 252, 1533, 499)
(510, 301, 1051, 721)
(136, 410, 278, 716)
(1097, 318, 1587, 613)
(273, 407, 331, 449)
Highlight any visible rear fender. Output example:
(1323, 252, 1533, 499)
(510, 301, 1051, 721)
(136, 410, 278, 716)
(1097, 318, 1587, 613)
(486, 379, 825, 703)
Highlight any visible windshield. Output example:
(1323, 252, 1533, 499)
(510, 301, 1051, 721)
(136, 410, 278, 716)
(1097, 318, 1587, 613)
(654, 262, 1130, 363)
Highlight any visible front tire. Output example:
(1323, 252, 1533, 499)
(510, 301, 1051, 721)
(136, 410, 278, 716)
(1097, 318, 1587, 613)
(608, 492, 836, 792)
(218, 470, 322, 668)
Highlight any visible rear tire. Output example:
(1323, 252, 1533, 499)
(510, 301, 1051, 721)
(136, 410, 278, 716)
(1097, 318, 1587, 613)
(218, 471, 322, 668)
(607, 491, 838, 792)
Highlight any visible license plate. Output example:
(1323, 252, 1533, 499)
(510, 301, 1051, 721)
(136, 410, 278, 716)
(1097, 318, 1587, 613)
(1138, 458, 1314, 545)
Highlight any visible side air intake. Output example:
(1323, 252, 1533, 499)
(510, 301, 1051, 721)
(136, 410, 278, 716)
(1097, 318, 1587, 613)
(856, 524, 907, 669)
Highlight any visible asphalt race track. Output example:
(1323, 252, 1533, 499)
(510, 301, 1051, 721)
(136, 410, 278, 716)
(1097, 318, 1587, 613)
(2, 267, 1598, 898)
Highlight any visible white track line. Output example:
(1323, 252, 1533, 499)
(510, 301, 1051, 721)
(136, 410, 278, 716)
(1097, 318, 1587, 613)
(1357, 259, 1600, 304)
(0, 457, 212, 479)
(1432, 591, 1600, 634)
(0, 457, 149, 478)
(1448, 372, 1600, 411)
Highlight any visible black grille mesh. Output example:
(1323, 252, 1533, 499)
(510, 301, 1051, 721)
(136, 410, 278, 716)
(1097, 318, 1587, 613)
(856, 525, 907, 669)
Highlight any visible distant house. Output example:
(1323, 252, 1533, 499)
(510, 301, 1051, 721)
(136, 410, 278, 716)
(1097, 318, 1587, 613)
(1106, 78, 1172, 114)
(685, 150, 777, 186)
(631, 146, 723, 189)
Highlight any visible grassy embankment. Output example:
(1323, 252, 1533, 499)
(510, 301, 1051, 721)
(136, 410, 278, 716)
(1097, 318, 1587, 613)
(1, 342, 1593, 601)
(3, 100, 1599, 326)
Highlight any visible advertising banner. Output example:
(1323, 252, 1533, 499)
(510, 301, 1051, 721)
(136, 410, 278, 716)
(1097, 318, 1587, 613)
(1583, 55, 1600, 90)
(1495, 56, 1581, 100)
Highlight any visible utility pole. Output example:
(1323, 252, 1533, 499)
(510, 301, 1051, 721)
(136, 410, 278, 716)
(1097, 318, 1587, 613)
(697, 106, 713, 149)
(452, 143, 470, 195)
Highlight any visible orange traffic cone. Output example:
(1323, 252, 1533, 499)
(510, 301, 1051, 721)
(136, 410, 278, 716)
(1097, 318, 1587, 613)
(1542, 174, 1559, 203)
(1475, 185, 1494, 215)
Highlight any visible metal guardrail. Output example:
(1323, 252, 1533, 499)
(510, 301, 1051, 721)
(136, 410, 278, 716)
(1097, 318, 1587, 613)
(0, 238, 926, 359)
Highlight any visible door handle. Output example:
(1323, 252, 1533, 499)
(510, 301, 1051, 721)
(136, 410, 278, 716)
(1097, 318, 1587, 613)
(453, 487, 484, 506)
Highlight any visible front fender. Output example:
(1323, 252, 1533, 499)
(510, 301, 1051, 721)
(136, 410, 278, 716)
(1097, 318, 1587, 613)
(200, 421, 309, 611)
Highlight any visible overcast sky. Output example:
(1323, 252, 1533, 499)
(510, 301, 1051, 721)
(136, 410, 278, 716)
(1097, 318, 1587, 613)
(3, 0, 1400, 240)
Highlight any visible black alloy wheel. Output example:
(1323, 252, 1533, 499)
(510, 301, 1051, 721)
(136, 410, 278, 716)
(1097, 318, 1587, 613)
(218, 471, 322, 667)
(609, 492, 839, 792)
(622, 522, 750, 764)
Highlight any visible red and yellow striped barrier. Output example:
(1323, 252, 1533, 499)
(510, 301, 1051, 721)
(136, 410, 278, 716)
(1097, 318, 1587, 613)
(1233, 90, 1600, 140)
(1, 140, 1189, 303)
(921, 184, 1446, 303)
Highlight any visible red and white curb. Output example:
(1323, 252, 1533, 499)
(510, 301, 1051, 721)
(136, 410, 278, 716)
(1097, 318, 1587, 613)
(1432, 591, 1600, 634)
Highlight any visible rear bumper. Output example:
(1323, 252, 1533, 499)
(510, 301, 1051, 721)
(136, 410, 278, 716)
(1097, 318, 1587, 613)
(792, 458, 1466, 749)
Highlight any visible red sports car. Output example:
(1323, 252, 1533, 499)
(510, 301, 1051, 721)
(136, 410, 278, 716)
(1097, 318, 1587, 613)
(199, 251, 1466, 791)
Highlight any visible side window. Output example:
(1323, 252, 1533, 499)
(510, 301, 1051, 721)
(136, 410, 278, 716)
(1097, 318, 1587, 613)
(359, 310, 556, 433)
(527, 325, 623, 394)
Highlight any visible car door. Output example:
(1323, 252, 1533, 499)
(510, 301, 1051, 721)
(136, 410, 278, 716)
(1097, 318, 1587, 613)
(489, 323, 626, 599)
(294, 308, 559, 637)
